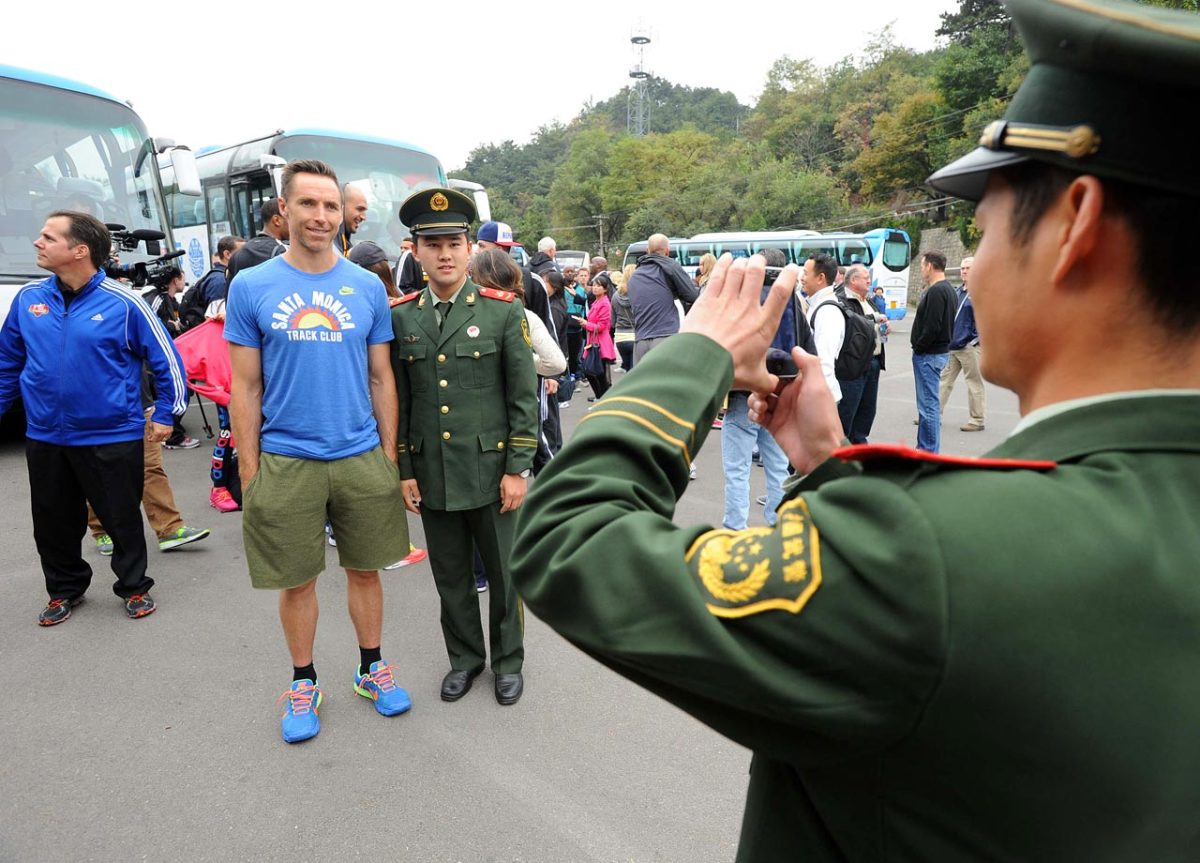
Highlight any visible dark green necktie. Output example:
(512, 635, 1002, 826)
(436, 301, 451, 330)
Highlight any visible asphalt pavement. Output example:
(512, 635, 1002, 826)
(0, 316, 1018, 862)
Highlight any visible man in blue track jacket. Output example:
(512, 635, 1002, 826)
(0, 211, 187, 625)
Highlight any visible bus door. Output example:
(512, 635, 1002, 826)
(229, 171, 274, 241)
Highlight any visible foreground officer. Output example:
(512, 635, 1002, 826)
(392, 188, 538, 705)
(512, 0, 1200, 859)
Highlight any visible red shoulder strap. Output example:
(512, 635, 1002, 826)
(396, 291, 421, 305)
(833, 443, 1056, 471)
(478, 287, 515, 303)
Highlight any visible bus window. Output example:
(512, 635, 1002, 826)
(838, 240, 872, 267)
(622, 243, 648, 269)
(676, 242, 712, 268)
(716, 242, 749, 259)
(796, 240, 837, 261)
(880, 232, 911, 271)
(205, 185, 230, 251)
(751, 240, 792, 264)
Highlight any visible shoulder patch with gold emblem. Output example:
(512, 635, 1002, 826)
(478, 287, 515, 303)
(685, 497, 822, 618)
(520, 317, 532, 347)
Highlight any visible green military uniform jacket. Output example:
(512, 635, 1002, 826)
(391, 280, 538, 511)
(512, 333, 1200, 862)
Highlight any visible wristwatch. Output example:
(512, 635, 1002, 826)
(519, 469, 532, 479)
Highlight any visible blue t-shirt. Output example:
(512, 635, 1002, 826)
(224, 256, 392, 461)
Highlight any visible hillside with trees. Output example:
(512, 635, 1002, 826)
(450, 0, 1196, 255)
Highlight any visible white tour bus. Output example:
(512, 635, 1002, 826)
(159, 128, 446, 282)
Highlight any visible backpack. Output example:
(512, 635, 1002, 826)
(179, 270, 217, 331)
(811, 292, 876, 381)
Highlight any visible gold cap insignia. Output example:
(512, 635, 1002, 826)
(980, 121, 1101, 160)
(430, 192, 449, 212)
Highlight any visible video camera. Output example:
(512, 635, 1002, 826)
(103, 224, 186, 288)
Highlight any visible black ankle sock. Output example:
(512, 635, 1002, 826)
(293, 663, 317, 683)
(359, 646, 382, 672)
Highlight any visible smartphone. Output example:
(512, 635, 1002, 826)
(761, 268, 798, 379)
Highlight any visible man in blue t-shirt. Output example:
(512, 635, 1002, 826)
(225, 159, 412, 744)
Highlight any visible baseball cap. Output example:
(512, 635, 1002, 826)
(347, 240, 388, 268)
(476, 221, 518, 248)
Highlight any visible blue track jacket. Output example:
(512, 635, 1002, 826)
(0, 270, 187, 445)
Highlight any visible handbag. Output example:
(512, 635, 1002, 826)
(581, 340, 604, 377)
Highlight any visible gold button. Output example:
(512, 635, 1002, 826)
(497, 442, 505, 450)
(437, 353, 446, 363)
(442, 431, 451, 440)
(439, 379, 448, 388)
(407, 355, 415, 363)
(473, 351, 480, 358)
(440, 405, 449, 414)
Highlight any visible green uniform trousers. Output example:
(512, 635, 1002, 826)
(421, 503, 524, 674)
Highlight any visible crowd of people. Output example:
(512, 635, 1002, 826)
(0, 162, 984, 732)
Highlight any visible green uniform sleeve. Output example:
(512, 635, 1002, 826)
(390, 307, 415, 480)
(501, 298, 539, 474)
(512, 334, 948, 765)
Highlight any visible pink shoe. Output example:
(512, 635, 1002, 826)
(384, 546, 429, 570)
(210, 487, 240, 513)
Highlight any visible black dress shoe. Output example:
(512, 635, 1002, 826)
(494, 672, 524, 705)
(441, 666, 483, 702)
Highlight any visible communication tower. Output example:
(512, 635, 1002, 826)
(627, 26, 652, 136)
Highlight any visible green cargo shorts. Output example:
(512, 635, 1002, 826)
(242, 446, 410, 590)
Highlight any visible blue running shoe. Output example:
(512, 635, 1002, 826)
(353, 661, 412, 716)
(279, 679, 323, 743)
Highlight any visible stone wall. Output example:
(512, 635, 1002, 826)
(909, 227, 969, 307)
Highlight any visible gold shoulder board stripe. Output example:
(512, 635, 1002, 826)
(578, 409, 692, 465)
(1051, 0, 1200, 41)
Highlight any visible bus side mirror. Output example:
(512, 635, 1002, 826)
(168, 146, 202, 197)
(260, 154, 287, 196)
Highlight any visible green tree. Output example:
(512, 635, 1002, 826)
(548, 128, 614, 249)
(851, 91, 950, 201)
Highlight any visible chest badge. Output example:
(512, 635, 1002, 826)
(467, 326, 480, 339)
(404, 334, 421, 344)
(28, 303, 49, 318)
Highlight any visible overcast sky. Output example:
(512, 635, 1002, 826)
(8, 0, 952, 172)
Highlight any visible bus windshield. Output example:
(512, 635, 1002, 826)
(880, 232, 911, 272)
(273, 135, 444, 259)
(0, 76, 167, 280)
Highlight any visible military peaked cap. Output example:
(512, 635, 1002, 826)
(398, 187, 477, 237)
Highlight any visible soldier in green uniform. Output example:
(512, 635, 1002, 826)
(391, 187, 538, 705)
(511, 0, 1200, 859)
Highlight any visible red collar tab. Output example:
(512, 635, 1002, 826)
(834, 443, 1056, 471)
(396, 291, 421, 304)
(478, 287, 515, 303)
